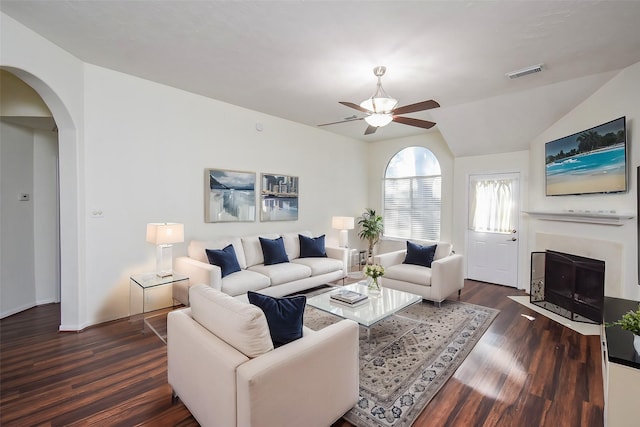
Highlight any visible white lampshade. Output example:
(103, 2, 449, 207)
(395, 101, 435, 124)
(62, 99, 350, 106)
(146, 223, 184, 245)
(364, 113, 393, 127)
(332, 216, 355, 230)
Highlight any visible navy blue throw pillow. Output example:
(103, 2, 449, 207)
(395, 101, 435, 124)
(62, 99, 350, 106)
(205, 244, 241, 278)
(299, 234, 327, 258)
(259, 236, 289, 265)
(247, 291, 306, 347)
(403, 241, 438, 268)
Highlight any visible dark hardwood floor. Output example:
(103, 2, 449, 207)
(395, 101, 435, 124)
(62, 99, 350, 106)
(1, 280, 603, 426)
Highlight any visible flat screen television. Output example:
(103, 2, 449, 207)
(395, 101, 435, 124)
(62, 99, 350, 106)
(545, 116, 627, 196)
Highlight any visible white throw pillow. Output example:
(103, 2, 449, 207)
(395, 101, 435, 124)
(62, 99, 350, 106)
(189, 284, 273, 358)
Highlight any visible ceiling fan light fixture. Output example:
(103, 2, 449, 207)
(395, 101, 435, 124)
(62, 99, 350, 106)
(364, 113, 393, 127)
(359, 66, 398, 114)
(360, 95, 398, 114)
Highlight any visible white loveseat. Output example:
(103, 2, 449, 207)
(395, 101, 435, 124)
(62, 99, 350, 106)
(374, 240, 464, 305)
(168, 284, 360, 427)
(173, 231, 348, 304)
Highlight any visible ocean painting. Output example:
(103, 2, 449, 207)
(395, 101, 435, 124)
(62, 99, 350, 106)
(545, 117, 626, 196)
(205, 169, 256, 222)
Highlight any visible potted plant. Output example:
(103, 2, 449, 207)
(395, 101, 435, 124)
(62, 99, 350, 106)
(357, 208, 383, 264)
(607, 303, 640, 354)
(363, 263, 384, 292)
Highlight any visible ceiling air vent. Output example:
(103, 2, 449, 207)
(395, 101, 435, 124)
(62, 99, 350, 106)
(506, 63, 544, 79)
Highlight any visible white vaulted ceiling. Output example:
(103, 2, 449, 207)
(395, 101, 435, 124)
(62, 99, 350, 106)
(2, 1, 639, 156)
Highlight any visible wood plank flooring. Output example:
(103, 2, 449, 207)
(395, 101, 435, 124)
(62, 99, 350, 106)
(1, 280, 604, 426)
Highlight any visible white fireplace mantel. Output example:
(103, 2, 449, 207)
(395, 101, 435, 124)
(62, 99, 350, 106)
(524, 210, 634, 226)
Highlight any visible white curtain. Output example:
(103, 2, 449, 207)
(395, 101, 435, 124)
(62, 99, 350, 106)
(469, 178, 514, 233)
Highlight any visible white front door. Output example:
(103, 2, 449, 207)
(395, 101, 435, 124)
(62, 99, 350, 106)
(466, 173, 519, 287)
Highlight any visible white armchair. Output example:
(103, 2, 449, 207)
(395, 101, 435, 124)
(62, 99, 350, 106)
(374, 241, 464, 305)
(167, 284, 359, 427)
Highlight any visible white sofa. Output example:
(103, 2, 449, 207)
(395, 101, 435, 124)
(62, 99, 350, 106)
(374, 240, 464, 305)
(174, 231, 348, 304)
(168, 284, 359, 427)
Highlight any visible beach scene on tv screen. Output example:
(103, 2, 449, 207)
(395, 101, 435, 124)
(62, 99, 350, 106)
(545, 117, 626, 196)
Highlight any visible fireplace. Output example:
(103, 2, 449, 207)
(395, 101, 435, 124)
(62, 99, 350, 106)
(530, 250, 605, 324)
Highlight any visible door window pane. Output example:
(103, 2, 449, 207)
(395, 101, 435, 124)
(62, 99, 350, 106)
(469, 178, 514, 233)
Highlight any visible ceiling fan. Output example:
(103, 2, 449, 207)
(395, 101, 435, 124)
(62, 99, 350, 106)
(318, 66, 440, 135)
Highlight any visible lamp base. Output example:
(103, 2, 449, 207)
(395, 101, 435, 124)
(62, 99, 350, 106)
(156, 244, 174, 278)
(338, 229, 349, 248)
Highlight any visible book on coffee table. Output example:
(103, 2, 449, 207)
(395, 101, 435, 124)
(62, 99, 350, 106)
(330, 289, 368, 305)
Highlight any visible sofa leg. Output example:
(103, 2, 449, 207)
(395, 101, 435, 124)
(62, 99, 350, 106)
(458, 289, 462, 297)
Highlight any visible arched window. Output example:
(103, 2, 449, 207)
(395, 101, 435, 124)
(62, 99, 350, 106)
(383, 146, 441, 240)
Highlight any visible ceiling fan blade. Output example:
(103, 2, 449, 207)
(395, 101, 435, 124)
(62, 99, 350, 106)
(317, 117, 364, 127)
(392, 100, 440, 115)
(393, 116, 436, 129)
(339, 101, 371, 113)
(364, 125, 377, 135)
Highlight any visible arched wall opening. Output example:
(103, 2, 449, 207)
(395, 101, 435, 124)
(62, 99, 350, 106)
(2, 66, 83, 331)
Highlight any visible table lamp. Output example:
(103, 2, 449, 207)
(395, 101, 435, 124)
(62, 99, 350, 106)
(146, 222, 184, 277)
(332, 216, 355, 248)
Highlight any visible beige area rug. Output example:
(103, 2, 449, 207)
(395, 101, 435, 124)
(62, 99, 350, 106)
(507, 296, 600, 335)
(304, 299, 499, 427)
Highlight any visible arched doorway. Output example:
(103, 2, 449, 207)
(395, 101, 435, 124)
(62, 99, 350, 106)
(1, 66, 82, 330)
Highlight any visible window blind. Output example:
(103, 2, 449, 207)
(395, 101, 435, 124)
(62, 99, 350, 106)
(384, 176, 441, 240)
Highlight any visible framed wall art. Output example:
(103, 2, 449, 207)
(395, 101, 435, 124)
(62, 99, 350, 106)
(260, 173, 299, 221)
(205, 169, 256, 223)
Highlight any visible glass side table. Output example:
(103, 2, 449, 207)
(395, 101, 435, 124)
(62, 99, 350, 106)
(129, 272, 189, 343)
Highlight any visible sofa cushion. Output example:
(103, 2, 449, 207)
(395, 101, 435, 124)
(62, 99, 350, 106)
(404, 241, 437, 268)
(247, 292, 306, 347)
(259, 236, 289, 265)
(248, 262, 312, 286)
(206, 244, 242, 277)
(282, 231, 312, 260)
(189, 237, 247, 269)
(385, 263, 433, 286)
(299, 234, 327, 258)
(220, 270, 271, 297)
(189, 284, 273, 358)
(434, 242, 453, 260)
(291, 257, 343, 276)
(242, 234, 280, 267)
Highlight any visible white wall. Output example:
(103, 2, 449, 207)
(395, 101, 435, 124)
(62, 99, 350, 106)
(1, 121, 36, 316)
(367, 132, 455, 253)
(82, 64, 368, 325)
(527, 61, 640, 300)
(453, 150, 530, 288)
(33, 129, 59, 305)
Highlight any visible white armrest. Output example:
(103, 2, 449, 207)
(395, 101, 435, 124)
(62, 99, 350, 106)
(236, 319, 359, 427)
(325, 245, 349, 276)
(375, 249, 406, 267)
(174, 256, 222, 291)
(167, 308, 247, 427)
(430, 253, 464, 301)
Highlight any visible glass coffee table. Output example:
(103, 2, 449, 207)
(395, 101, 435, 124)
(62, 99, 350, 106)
(306, 282, 422, 344)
